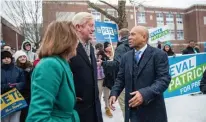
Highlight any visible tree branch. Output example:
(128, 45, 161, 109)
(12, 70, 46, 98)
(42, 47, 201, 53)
(100, 0, 118, 11)
(3, 0, 42, 48)
(87, 1, 118, 23)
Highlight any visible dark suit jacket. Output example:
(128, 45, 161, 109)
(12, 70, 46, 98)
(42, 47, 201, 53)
(111, 45, 171, 122)
(70, 43, 103, 122)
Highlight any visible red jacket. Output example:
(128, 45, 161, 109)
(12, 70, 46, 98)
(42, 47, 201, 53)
(33, 59, 40, 67)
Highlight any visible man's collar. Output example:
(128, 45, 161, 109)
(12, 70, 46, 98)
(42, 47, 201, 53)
(79, 40, 90, 46)
(135, 44, 148, 53)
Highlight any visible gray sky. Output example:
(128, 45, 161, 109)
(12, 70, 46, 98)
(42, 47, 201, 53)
(91, 0, 206, 8)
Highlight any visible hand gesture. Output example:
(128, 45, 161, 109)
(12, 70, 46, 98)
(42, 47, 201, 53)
(129, 91, 143, 108)
(109, 96, 117, 111)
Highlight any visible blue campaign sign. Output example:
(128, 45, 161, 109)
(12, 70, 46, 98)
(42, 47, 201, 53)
(164, 53, 206, 98)
(95, 21, 118, 43)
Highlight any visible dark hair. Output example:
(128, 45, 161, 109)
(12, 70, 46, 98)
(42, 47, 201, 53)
(16, 60, 33, 70)
(104, 42, 110, 51)
(97, 50, 108, 61)
(163, 45, 175, 56)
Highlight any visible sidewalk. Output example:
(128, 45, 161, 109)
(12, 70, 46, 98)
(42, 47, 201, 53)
(101, 94, 206, 122)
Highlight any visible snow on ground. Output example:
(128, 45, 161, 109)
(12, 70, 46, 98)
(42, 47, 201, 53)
(101, 94, 206, 122)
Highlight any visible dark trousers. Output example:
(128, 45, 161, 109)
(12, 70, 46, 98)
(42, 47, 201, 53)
(78, 106, 97, 122)
(130, 110, 140, 122)
(20, 98, 30, 122)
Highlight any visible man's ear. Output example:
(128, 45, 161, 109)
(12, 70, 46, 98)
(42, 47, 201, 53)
(76, 24, 81, 32)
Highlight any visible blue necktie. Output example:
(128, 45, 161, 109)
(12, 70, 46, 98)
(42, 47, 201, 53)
(135, 51, 141, 63)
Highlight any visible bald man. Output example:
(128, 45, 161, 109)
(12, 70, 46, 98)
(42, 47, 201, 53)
(109, 26, 171, 122)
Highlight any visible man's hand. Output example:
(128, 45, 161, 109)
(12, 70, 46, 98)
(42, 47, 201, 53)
(109, 96, 117, 111)
(76, 97, 83, 102)
(129, 91, 143, 108)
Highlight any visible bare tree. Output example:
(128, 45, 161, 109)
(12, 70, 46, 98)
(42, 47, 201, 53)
(87, 0, 128, 29)
(3, 0, 42, 50)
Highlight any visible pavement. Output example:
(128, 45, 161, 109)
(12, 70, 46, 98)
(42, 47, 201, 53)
(101, 94, 206, 122)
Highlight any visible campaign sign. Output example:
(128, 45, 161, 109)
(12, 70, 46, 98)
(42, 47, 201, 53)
(148, 25, 173, 44)
(164, 53, 206, 98)
(1, 88, 27, 118)
(95, 21, 118, 42)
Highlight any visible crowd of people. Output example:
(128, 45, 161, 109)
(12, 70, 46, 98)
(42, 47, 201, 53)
(1, 12, 206, 122)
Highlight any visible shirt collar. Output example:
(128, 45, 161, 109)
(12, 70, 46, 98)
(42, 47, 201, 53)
(79, 40, 90, 47)
(135, 44, 148, 54)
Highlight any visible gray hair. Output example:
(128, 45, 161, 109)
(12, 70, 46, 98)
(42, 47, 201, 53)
(72, 12, 94, 26)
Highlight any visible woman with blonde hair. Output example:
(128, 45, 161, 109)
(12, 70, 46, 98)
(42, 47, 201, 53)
(26, 21, 79, 122)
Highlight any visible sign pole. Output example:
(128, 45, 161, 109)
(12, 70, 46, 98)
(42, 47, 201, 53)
(108, 34, 114, 57)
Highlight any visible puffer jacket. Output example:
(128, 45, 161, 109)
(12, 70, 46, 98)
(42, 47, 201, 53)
(1, 63, 25, 94)
(21, 41, 36, 62)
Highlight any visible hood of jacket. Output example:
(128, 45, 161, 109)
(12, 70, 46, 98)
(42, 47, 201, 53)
(21, 40, 33, 52)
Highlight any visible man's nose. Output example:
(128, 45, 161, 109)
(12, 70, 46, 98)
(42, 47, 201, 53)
(92, 27, 95, 32)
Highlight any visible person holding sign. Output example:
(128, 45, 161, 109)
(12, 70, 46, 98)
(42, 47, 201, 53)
(109, 26, 171, 122)
(1, 50, 26, 122)
(26, 21, 79, 122)
(13, 50, 33, 122)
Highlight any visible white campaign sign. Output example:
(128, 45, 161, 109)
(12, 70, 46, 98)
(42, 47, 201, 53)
(148, 25, 173, 44)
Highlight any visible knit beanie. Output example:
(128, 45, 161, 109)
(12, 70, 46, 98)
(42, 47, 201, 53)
(1, 50, 12, 60)
(13, 50, 28, 62)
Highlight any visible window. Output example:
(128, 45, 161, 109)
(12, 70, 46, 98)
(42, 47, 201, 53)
(56, 12, 75, 21)
(170, 30, 175, 39)
(156, 13, 164, 25)
(104, 10, 115, 23)
(156, 13, 163, 18)
(204, 16, 206, 25)
(177, 30, 184, 40)
(176, 14, 183, 24)
(166, 13, 173, 18)
(137, 12, 146, 23)
(166, 13, 174, 24)
(91, 10, 101, 22)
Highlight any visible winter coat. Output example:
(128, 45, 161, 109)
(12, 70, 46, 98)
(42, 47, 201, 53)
(21, 41, 36, 62)
(111, 45, 171, 122)
(70, 43, 103, 122)
(200, 70, 206, 94)
(26, 56, 79, 122)
(182, 46, 200, 54)
(1, 63, 25, 94)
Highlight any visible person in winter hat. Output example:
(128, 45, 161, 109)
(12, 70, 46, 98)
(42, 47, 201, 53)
(1, 50, 25, 122)
(13, 50, 33, 122)
(163, 43, 175, 56)
(21, 41, 37, 62)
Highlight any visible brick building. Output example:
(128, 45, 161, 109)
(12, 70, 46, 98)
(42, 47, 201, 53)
(1, 17, 24, 50)
(42, 0, 206, 53)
